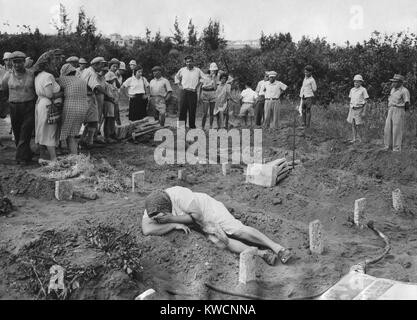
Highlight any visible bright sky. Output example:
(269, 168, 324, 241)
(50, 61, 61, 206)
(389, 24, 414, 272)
(1, 0, 417, 44)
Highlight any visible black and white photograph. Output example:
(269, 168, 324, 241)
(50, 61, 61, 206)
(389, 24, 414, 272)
(1, 0, 417, 307)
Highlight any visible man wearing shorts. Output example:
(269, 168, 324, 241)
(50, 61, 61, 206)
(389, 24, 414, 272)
(149, 66, 172, 126)
(142, 186, 293, 265)
(239, 81, 257, 127)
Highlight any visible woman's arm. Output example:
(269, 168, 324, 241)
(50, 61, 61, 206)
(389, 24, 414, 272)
(142, 214, 190, 236)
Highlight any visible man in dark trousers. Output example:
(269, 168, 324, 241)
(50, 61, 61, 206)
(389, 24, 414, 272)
(174, 56, 205, 128)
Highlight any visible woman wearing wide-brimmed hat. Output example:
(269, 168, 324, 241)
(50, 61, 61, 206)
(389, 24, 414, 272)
(200, 62, 219, 129)
(347, 74, 369, 143)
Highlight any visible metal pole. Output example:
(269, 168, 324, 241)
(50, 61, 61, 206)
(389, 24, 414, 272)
(292, 106, 296, 169)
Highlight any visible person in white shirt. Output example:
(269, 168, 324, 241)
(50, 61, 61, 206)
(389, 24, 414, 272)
(175, 55, 205, 129)
(149, 66, 172, 126)
(299, 65, 317, 128)
(239, 81, 258, 127)
(347, 75, 369, 143)
(263, 71, 288, 129)
(254, 72, 269, 126)
(121, 66, 150, 121)
(142, 186, 293, 265)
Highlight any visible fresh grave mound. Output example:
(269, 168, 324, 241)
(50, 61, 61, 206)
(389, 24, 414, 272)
(0, 167, 56, 200)
(318, 145, 417, 182)
(2, 226, 147, 300)
(35, 155, 131, 194)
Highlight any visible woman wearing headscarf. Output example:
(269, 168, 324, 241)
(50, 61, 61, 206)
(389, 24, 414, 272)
(32, 50, 63, 163)
(57, 63, 89, 154)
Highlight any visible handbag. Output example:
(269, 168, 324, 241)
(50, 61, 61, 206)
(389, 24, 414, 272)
(47, 98, 63, 124)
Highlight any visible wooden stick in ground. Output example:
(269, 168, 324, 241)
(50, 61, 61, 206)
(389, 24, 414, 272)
(292, 108, 296, 169)
(31, 263, 47, 298)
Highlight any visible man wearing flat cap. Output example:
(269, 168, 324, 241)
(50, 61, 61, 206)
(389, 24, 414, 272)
(1, 51, 36, 163)
(263, 71, 288, 130)
(79, 57, 107, 147)
(149, 66, 172, 126)
(76, 58, 88, 78)
(383, 74, 410, 152)
(299, 65, 317, 128)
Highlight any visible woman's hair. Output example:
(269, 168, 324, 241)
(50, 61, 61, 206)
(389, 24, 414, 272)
(145, 190, 172, 217)
(219, 73, 228, 80)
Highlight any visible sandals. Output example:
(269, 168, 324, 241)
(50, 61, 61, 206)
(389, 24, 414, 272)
(261, 249, 278, 266)
(278, 249, 293, 264)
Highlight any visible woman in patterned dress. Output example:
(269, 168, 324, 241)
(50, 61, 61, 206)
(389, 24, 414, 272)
(58, 63, 89, 154)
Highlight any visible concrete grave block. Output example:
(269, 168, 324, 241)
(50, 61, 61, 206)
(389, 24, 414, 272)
(178, 169, 186, 181)
(245, 158, 286, 187)
(392, 189, 405, 212)
(55, 180, 74, 201)
(222, 163, 230, 176)
(135, 288, 156, 300)
(354, 198, 367, 228)
(309, 220, 324, 254)
(132, 171, 145, 192)
(239, 247, 258, 284)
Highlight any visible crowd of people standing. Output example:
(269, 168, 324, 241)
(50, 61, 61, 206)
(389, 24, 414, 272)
(0, 49, 413, 166)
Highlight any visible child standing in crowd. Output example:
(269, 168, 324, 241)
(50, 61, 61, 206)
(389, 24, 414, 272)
(347, 75, 369, 143)
(213, 73, 231, 129)
(227, 78, 241, 129)
(239, 81, 257, 127)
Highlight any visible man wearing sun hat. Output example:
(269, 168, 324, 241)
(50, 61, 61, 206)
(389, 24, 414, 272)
(383, 74, 410, 152)
(263, 71, 288, 130)
(76, 57, 88, 78)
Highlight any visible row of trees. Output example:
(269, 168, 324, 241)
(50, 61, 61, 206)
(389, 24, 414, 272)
(1, 4, 417, 104)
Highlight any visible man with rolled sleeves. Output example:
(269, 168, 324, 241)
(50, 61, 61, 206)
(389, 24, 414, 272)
(149, 66, 172, 126)
(254, 71, 269, 126)
(1, 51, 36, 163)
(0, 53, 12, 120)
(383, 74, 410, 152)
(79, 57, 107, 147)
(263, 71, 287, 130)
(175, 55, 205, 129)
(299, 65, 317, 128)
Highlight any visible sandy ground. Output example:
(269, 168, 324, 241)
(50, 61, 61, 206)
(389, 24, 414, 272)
(1, 104, 417, 300)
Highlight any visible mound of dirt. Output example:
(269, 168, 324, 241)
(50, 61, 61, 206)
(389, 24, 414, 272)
(0, 167, 55, 200)
(319, 145, 417, 183)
